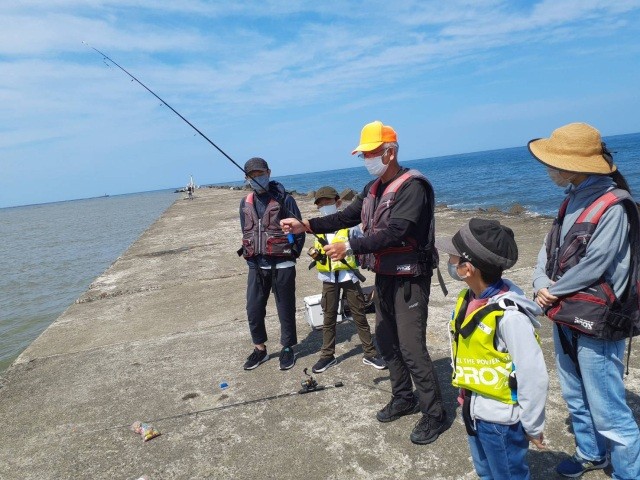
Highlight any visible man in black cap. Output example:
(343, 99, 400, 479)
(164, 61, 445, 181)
(238, 157, 305, 371)
(436, 218, 547, 479)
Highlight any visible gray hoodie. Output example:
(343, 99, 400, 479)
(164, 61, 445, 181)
(533, 175, 631, 298)
(463, 280, 548, 438)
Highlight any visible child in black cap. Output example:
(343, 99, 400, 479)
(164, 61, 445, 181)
(436, 218, 548, 479)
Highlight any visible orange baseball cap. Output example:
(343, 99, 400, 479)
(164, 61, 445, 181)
(351, 120, 398, 155)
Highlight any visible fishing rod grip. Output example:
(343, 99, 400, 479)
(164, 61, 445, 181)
(351, 268, 366, 282)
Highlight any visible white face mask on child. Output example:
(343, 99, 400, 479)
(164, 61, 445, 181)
(319, 204, 338, 216)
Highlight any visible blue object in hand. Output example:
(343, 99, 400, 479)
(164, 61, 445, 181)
(287, 233, 294, 244)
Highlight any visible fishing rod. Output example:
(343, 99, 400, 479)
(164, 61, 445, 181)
(84, 42, 365, 282)
(90, 370, 345, 434)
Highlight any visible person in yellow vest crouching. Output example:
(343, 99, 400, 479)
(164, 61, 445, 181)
(310, 186, 386, 374)
(436, 218, 548, 479)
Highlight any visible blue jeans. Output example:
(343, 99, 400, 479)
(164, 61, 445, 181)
(468, 420, 530, 480)
(554, 325, 640, 480)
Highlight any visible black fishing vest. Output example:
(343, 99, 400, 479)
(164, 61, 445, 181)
(241, 192, 295, 259)
(359, 169, 434, 276)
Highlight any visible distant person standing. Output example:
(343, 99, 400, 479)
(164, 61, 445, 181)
(239, 157, 305, 371)
(281, 121, 446, 445)
(187, 184, 194, 199)
(308, 186, 386, 374)
(530, 123, 640, 479)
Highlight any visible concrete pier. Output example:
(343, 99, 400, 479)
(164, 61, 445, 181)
(0, 188, 638, 479)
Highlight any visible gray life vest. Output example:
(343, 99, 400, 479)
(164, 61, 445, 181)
(241, 192, 295, 259)
(359, 169, 435, 276)
(544, 188, 640, 340)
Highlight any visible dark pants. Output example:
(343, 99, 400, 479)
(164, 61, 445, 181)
(374, 273, 444, 417)
(320, 280, 377, 358)
(246, 266, 297, 348)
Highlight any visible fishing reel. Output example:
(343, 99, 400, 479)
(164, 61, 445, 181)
(307, 246, 328, 270)
(299, 368, 319, 393)
(307, 247, 327, 263)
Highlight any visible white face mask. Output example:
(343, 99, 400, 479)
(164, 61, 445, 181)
(318, 204, 338, 216)
(364, 153, 389, 177)
(547, 168, 573, 188)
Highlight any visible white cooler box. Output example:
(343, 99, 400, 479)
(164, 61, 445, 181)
(303, 294, 352, 330)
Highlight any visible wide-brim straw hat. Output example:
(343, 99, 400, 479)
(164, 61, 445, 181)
(528, 122, 616, 174)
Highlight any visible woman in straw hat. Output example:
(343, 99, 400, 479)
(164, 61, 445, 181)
(529, 122, 639, 479)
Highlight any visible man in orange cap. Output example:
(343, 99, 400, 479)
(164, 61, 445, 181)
(281, 121, 447, 445)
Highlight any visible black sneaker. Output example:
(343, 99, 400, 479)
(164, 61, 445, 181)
(410, 411, 447, 445)
(312, 356, 337, 373)
(279, 347, 296, 370)
(363, 355, 387, 370)
(376, 396, 420, 423)
(243, 347, 268, 370)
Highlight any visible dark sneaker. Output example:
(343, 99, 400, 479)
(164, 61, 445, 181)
(556, 453, 609, 478)
(376, 396, 420, 423)
(243, 347, 268, 370)
(312, 356, 337, 373)
(279, 347, 296, 370)
(363, 355, 387, 370)
(410, 411, 447, 445)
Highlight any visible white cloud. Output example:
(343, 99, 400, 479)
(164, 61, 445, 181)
(1, 0, 639, 206)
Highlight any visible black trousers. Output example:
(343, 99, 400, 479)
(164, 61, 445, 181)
(374, 273, 444, 417)
(246, 266, 297, 348)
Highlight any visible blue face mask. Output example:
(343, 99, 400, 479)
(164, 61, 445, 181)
(448, 262, 471, 281)
(248, 174, 270, 193)
(447, 262, 464, 281)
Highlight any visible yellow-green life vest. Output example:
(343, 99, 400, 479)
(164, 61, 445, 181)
(314, 229, 358, 273)
(449, 288, 518, 404)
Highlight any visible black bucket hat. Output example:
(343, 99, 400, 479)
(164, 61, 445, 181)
(435, 218, 518, 276)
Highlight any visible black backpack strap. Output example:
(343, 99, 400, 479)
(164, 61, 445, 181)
(556, 324, 581, 378)
(435, 265, 448, 296)
(461, 389, 476, 436)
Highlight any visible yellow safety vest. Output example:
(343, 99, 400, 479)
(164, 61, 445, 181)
(450, 289, 518, 404)
(314, 229, 358, 273)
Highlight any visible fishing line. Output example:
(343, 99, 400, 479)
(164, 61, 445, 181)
(90, 375, 345, 433)
(83, 42, 365, 281)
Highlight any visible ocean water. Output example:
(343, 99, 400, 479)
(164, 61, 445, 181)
(0, 132, 638, 375)
(259, 132, 640, 216)
(0, 190, 177, 373)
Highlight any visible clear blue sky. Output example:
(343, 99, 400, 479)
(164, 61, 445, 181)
(1, 1, 639, 208)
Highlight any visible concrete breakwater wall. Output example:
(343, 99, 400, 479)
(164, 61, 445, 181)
(0, 188, 637, 479)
